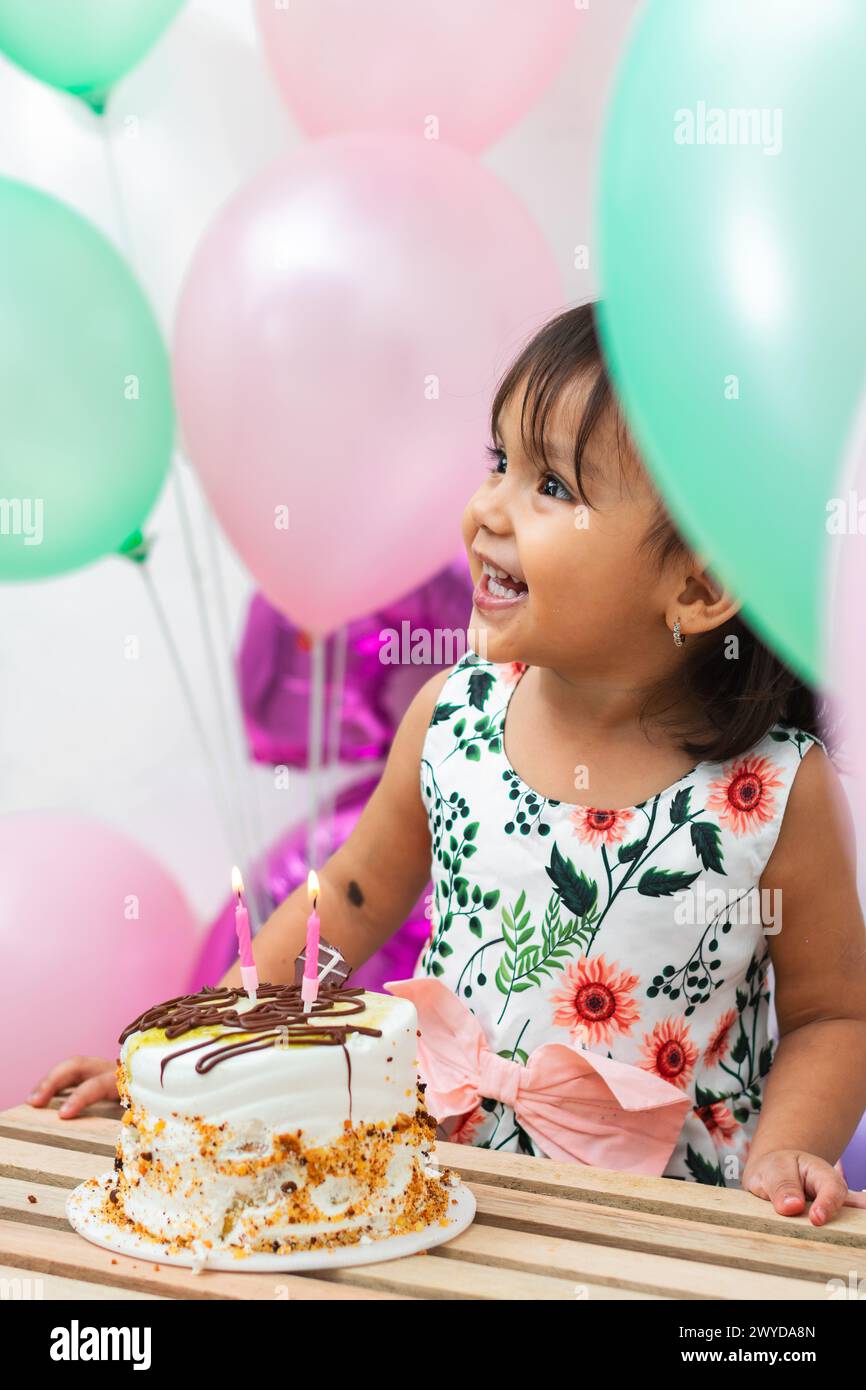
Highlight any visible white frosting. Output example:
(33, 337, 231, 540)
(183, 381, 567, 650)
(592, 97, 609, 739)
(116, 989, 438, 1251)
(121, 990, 419, 1143)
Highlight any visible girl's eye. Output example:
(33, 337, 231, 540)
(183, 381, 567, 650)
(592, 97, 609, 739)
(540, 473, 573, 502)
(485, 445, 573, 501)
(485, 444, 507, 474)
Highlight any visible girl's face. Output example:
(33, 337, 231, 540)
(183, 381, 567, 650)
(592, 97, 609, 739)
(462, 373, 680, 674)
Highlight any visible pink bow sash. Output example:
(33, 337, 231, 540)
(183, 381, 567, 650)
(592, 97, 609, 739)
(385, 976, 692, 1175)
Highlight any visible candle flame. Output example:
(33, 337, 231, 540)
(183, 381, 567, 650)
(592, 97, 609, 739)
(231, 865, 244, 896)
(307, 869, 319, 907)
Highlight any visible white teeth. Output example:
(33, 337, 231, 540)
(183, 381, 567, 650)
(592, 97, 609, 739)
(482, 559, 525, 587)
(488, 576, 521, 598)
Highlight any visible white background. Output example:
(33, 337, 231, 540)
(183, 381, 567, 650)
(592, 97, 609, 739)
(0, 0, 644, 935)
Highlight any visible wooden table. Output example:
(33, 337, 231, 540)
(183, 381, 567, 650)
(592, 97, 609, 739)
(2, 1097, 865, 1300)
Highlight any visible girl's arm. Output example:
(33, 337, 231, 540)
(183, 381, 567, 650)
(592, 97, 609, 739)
(29, 666, 449, 1116)
(743, 744, 866, 1223)
(219, 666, 450, 989)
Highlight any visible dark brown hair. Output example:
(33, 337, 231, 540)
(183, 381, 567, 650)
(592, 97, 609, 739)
(490, 301, 840, 768)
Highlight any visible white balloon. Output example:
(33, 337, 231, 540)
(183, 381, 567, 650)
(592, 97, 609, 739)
(103, 7, 295, 333)
(0, 5, 296, 334)
(0, 53, 110, 230)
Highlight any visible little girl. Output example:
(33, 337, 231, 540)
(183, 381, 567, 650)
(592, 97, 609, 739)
(32, 303, 866, 1225)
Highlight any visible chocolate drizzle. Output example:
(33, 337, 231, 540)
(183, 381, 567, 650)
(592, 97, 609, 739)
(119, 982, 383, 1118)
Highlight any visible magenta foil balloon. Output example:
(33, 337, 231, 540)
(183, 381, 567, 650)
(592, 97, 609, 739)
(238, 555, 474, 767)
(188, 777, 432, 995)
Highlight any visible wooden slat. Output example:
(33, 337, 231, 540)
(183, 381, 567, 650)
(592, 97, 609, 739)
(45, 1095, 124, 1121)
(0, 1174, 661, 1301)
(0, 1262, 166, 1300)
(0, 1220, 404, 1301)
(436, 1215, 827, 1300)
(437, 1142, 866, 1246)
(0, 1136, 105, 1188)
(1, 1176, 72, 1226)
(0, 1104, 118, 1154)
(5, 1173, 855, 1292)
(314, 1250, 639, 1300)
(4, 1103, 864, 1300)
(469, 1181, 866, 1283)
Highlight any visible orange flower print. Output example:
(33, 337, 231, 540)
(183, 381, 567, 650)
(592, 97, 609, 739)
(639, 1017, 698, 1090)
(695, 1102, 740, 1146)
(704, 1008, 738, 1066)
(550, 953, 641, 1046)
(570, 806, 635, 849)
(705, 754, 784, 835)
(448, 1105, 486, 1144)
(497, 661, 529, 686)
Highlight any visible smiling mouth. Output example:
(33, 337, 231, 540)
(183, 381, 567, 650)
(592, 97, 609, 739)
(473, 560, 529, 611)
(478, 556, 525, 594)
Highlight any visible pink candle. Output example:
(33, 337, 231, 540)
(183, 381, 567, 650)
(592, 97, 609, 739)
(301, 869, 321, 1011)
(231, 866, 258, 1000)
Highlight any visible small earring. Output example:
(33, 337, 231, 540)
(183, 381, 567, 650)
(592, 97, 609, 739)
(673, 619, 686, 648)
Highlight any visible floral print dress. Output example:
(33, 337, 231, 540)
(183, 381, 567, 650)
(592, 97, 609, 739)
(414, 652, 825, 1186)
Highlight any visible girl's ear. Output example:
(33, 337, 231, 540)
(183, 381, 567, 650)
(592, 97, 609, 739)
(669, 557, 742, 635)
(680, 586, 742, 636)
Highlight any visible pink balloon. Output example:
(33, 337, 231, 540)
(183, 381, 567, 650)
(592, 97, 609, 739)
(255, 0, 580, 153)
(826, 394, 866, 817)
(173, 132, 562, 634)
(1, 815, 199, 1109)
(189, 776, 431, 998)
(826, 398, 866, 1177)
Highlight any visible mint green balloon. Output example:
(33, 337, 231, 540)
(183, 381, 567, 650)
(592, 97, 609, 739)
(596, 0, 866, 686)
(0, 0, 184, 106)
(0, 179, 173, 580)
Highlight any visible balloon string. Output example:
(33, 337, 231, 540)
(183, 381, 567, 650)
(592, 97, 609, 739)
(199, 497, 273, 919)
(169, 453, 264, 926)
(137, 563, 236, 855)
(99, 100, 138, 268)
(307, 636, 326, 870)
(98, 114, 263, 926)
(322, 624, 349, 857)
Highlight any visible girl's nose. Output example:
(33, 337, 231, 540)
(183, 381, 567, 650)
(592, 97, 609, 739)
(465, 477, 512, 538)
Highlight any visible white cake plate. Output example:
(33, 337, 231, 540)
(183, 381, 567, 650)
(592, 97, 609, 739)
(67, 1172, 476, 1274)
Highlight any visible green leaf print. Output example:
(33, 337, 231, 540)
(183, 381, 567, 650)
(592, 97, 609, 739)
(493, 890, 594, 1024)
(758, 1042, 774, 1077)
(420, 762, 504, 977)
(637, 867, 702, 897)
(690, 948, 773, 1128)
(686, 1144, 727, 1186)
(545, 842, 599, 918)
(769, 725, 820, 760)
(430, 701, 462, 725)
(690, 821, 725, 874)
(669, 787, 692, 824)
(617, 838, 648, 863)
(468, 668, 495, 710)
(516, 1124, 535, 1155)
(502, 769, 559, 837)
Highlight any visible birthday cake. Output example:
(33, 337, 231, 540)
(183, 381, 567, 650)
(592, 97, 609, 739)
(91, 977, 454, 1258)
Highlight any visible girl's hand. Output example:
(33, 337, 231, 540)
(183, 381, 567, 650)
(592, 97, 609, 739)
(743, 1149, 866, 1225)
(28, 1056, 118, 1117)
